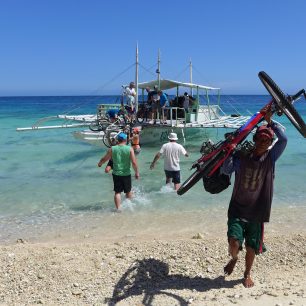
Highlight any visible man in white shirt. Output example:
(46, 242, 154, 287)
(150, 132, 189, 190)
(124, 82, 136, 112)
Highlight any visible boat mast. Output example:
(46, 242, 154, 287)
(135, 43, 139, 111)
(189, 58, 193, 97)
(157, 49, 161, 89)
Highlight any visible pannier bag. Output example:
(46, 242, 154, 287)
(203, 168, 231, 194)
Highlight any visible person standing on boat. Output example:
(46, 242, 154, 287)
(221, 106, 287, 288)
(183, 92, 190, 114)
(98, 132, 139, 210)
(150, 132, 189, 190)
(124, 82, 137, 113)
(149, 85, 159, 124)
(157, 90, 169, 124)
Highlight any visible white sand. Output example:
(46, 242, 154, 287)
(0, 232, 305, 305)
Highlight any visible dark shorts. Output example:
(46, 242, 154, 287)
(164, 170, 181, 184)
(107, 159, 113, 169)
(112, 174, 132, 193)
(227, 218, 266, 255)
(125, 105, 135, 114)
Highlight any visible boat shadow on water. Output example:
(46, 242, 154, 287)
(106, 258, 241, 305)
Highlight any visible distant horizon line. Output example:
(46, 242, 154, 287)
(0, 93, 270, 98)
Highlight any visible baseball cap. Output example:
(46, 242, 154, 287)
(117, 132, 127, 141)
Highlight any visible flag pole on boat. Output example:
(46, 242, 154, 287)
(190, 58, 193, 97)
(157, 49, 161, 89)
(135, 42, 139, 112)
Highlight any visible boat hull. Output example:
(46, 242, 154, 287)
(73, 124, 212, 147)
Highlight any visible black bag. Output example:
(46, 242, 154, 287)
(203, 168, 231, 194)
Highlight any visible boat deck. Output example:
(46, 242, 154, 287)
(140, 115, 250, 129)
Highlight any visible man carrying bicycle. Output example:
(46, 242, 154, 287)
(222, 106, 287, 288)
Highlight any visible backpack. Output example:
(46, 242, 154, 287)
(203, 167, 231, 194)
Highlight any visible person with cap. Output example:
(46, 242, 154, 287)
(221, 105, 287, 288)
(98, 132, 139, 210)
(150, 132, 189, 190)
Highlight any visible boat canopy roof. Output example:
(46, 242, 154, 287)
(137, 79, 220, 91)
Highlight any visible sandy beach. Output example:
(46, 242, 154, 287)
(0, 226, 305, 305)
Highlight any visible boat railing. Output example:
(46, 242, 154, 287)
(166, 107, 186, 126)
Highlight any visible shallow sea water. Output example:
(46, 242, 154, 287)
(1, 95, 306, 243)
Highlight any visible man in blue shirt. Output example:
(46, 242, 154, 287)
(106, 109, 119, 122)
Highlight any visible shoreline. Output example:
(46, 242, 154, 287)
(0, 233, 305, 305)
(1, 205, 306, 245)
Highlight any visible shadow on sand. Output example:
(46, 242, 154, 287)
(106, 258, 241, 305)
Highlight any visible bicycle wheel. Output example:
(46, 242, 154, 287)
(177, 167, 205, 195)
(258, 71, 306, 137)
(89, 120, 101, 132)
(102, 133, 112, 148)
(136, 110, 144, 123)
(89, 119, 109, 132)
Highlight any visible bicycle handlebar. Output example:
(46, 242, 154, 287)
(290, 89, 306, 102)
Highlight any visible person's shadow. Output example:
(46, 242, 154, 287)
(106, 258, 241, 305)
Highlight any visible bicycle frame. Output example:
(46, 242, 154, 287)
(178, 69, 306, 196)
(194, 100, 273, 178)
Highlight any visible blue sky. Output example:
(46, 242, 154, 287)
(0, 0, 305, 96)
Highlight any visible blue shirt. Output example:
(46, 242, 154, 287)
(107, 109, 119, 118)
(159, 93, 169, 107)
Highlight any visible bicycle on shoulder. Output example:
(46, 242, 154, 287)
(177, 71, 306, 196)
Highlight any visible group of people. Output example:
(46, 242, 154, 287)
(97, 103, 288, 288)
(98, 130, 188, 209)
(122, 81, 198, 124)
(145, 86, 169, 124)
(122, 81, 170, 123)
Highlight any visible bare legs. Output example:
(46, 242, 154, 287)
(224, 237, 255, 288)
(165, 178, 180, 190)
(114, 193, 121, 210)
(244, 246, 255, 287)
(114, 191, 133, 210)
(224, 237, 239, 276)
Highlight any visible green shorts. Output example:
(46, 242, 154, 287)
(227, 218, 266, 255)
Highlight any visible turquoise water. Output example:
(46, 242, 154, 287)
(1, 95, 306, 243)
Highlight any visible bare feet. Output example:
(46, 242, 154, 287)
(224, 258, 238, 275)
(243, 273, 254, 288)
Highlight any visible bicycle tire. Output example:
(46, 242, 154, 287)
(177, 168, 205, 195)
(102, 133, 112, 148)
(258, 71, 306, 137)
(89, 119, 109, 132)
(136, 111, 144, 123)
(89, 121, 101, 132)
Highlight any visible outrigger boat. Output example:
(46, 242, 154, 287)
(17, 47, 251, 146)
(71, 79, 251, 146)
